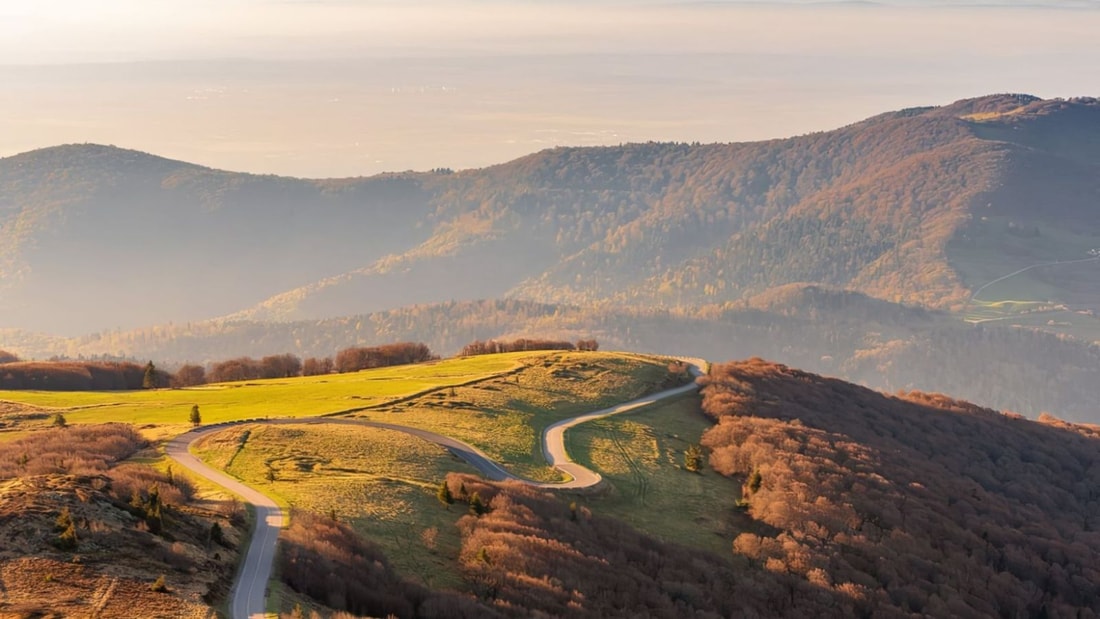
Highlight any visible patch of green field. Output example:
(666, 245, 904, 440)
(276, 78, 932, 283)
(349, 352, 675, 481)
(0, 353, 526, 434)
(964, 299, 1053, 322)
(949, 216, 1098, 304)
(566, 394, 743, 557)
(194, 422, 474, 589)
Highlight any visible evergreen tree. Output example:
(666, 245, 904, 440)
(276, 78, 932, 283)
(54, 507, 77, 550)
(142, 361, 157, 389)
(52, 412, 67, 428)
(437, 481, 454, 506)
(469, 492, 488, 516)
(189, 404, 201, 426)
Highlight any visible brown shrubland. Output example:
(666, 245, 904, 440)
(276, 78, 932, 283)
(277, 509, 489, 618)
(699, 359, 1100, 618)
(0, 423, 145, 479)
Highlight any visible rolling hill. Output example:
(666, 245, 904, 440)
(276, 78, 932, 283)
(3, 348, 1099, 617)
(3, 94, 1100, 336)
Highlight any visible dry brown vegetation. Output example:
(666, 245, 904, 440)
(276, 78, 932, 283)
(700, 359, 1100, 618)
(333, 342, 436, 373)
(205, 342, 435, 382)
(440, 473, 853, 618)
(0, 424, 145, 479)
(0, 360, 147, 391)
(0, 425, 242, 617)
(460, 338, 584, 357)
(278, 509, 489, 618)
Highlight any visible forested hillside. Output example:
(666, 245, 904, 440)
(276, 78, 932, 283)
(3, 95, 1100, 334)
(0, 144, 436, 333)
(698, 360, 1100, 618)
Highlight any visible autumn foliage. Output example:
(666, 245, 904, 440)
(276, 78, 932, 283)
(459, 338, 580, 357)
(442, 474, 855, 618)
(277, 509, 487, 618)
(333, 342, 435, 373)
(0, 423, 146, 479)
(699, 359, 1100, 618)
(0, 361, 148, 390)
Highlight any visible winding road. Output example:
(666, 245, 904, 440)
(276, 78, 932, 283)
(166, 359, 705, 619)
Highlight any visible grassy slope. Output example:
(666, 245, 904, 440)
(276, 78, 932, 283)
(193, 423, 475, 590)
(185, 350, 678, 595)
(347, 351, 673, 481)
(2, 349, 687, 608)
(0, 353, 524, 439)
(566, 394, 742, 556)
(951, 215, 1100, 341)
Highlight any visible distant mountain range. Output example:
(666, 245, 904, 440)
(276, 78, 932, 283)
(3, 94, 1099, 335)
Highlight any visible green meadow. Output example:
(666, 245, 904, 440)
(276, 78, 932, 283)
(566, 394, 743, 556)
(193, 422, 475, 590)
(0, 353, 527, 437)
(346, 351, 675, 481)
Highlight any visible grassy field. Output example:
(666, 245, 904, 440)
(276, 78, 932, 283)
(0, 353, 526, 438)
(949, 216, 1099, 295)
(948, 216, 1100, 342)
(193, 422, 477, 589)
(566, 394, 743, 556)
(347, 351, 675, 481)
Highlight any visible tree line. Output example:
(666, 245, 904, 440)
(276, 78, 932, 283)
(0, 343, 436, 391)
(0, 338, 605, 391)
(460, 338, 597, 357)
(0, 359, 155, 391)
(180, 343, 436, 387)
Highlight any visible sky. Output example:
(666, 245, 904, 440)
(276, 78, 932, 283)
(0, 0, 1098, 177)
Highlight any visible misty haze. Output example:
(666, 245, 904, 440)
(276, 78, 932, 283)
(2, 2, 1100, 619)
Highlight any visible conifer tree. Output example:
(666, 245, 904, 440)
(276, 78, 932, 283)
(437, 481, 454, 506)
(143, 361, 157, 389)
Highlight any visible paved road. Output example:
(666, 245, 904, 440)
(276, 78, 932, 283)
(539, 359, 705, 488)
(967, 255, 1100, 307)
(166, 358, 705, 619)
(164, 431, 284, 619)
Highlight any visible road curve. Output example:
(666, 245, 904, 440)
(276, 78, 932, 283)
(166, 358, 705, 619)
(164, 432, 284, 619)
(540, 358, 705, 488)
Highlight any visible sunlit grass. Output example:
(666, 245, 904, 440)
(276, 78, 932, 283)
(347, 351, 674, 481)
(566, 394, 743, 556)
(194, 422, 476, 589)
(0, 353, 526, 433)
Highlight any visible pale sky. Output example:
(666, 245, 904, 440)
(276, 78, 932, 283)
(1, 1, 1098, 176)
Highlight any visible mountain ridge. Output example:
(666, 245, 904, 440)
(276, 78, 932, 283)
(3, 94, 1100, 344)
